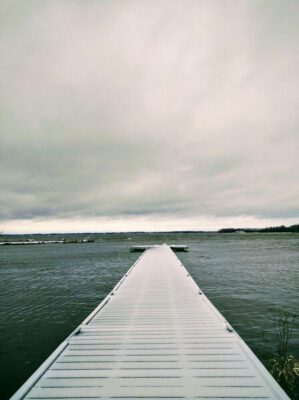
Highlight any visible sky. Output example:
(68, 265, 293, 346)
(0, 0, 298, 234)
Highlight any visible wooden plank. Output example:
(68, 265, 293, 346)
(27, 385, 272, 398)
(36, 376, 264, 388)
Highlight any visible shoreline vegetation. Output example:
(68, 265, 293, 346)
(0, 224, 298, 245)
(270, 314, 299, 399)
(218, 224, 299, 233)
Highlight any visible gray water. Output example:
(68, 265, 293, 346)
(0, 233, 298, 399)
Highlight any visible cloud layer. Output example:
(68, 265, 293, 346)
(1, 0, 298, 232)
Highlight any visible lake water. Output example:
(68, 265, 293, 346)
(0, 232, 298, 399)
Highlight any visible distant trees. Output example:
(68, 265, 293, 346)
(218, 224, 299, 233)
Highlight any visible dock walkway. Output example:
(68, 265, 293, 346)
(11, 245, 289, 399)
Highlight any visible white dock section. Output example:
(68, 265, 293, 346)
(11, 245, 289, 400)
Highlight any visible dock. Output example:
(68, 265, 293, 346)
(11, 244, 289, 399)
(130, 244, 188, 252)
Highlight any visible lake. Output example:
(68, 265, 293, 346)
(0, 232, 298, 399)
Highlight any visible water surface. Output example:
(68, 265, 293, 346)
(0, 233, 298, 399)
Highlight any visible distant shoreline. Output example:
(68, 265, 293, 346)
(0, 224, 298, 245)
(1, 224, 299, 237)
(218, 223, 299, 233)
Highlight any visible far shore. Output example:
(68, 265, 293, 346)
(0, 224, 298, 246)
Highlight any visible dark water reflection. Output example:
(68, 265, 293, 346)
(0, 233, 298, 399)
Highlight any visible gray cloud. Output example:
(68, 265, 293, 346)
(0, 0, 298, 231)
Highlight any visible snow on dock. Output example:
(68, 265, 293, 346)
(11, 244, 289, 400)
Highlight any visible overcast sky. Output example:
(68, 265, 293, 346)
(1, 0, 298, 233)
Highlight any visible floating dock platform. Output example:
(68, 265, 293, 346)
(130, 244, 188, 252)
(11, 245, 289, 400)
